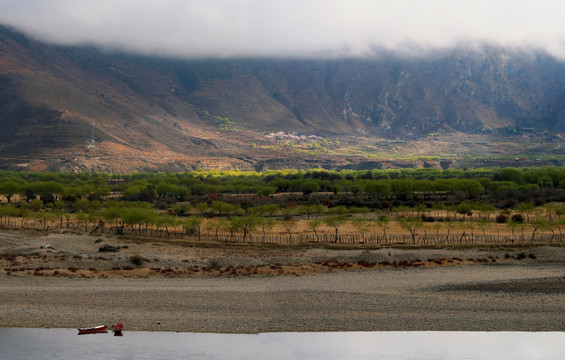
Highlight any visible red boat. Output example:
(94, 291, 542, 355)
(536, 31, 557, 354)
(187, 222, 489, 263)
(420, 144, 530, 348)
(78, 325, 108, 335)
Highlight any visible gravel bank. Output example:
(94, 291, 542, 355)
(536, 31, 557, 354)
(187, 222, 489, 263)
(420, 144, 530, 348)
(1, 263, 564, 333)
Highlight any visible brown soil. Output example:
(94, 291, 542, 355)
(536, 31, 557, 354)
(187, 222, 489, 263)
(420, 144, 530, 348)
(0, 229, 562, 279)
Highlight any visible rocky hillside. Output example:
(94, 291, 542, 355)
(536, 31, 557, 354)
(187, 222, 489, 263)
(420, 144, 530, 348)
(184, 52, 565, 137)
(0, 25, 564, 172)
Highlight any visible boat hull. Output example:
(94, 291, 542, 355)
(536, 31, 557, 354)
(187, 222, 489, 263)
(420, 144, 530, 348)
(78, 325, 108, 335)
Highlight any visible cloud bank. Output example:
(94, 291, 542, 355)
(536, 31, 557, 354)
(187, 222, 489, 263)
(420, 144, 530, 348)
(1, 0, 564, 58)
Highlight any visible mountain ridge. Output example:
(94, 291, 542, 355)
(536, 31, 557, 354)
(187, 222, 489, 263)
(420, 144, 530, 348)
(0, 25, 564, 172)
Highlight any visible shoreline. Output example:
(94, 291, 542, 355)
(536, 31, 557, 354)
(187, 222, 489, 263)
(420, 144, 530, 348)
(1, 230, 565, 332)
(1, 264, 565, 333)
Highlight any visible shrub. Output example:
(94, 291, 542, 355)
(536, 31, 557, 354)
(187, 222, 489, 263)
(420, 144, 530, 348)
(130, 255, 145, 267)
(495, 214, 508, 223)
(510, 213, 524, 223)
(421, 215, 435, 222)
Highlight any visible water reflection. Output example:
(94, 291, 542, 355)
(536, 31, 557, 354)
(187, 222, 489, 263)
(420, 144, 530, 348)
(0, 328, 563, 360)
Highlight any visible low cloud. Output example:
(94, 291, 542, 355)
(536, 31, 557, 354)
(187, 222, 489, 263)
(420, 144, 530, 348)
(1, 0, 564, 58)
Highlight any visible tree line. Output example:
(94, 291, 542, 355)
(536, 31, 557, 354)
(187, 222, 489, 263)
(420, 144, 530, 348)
(0, 168, 563, 245)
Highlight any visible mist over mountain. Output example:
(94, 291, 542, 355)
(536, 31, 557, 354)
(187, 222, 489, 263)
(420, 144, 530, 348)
(0, 25, 564, 172)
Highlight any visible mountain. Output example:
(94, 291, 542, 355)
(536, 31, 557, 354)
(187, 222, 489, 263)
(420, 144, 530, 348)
(0, 25, 564, 172)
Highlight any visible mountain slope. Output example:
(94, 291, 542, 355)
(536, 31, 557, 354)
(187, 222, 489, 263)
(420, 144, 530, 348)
(0, 25, 564, 172)
(185, 52, 565, 137)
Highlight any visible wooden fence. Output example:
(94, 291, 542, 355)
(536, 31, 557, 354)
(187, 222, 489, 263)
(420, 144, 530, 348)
(182, 233, 564, 246)
(1, 216, 563, 246)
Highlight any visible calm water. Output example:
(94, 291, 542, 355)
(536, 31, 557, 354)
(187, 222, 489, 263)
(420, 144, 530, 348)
(0, 328, 564, 360)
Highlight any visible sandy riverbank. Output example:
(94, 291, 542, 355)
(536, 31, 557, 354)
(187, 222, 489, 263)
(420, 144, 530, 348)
(1, 230, 564, 332)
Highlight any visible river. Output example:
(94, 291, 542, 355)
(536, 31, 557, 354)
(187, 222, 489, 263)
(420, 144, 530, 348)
(0, 328, 563, 359)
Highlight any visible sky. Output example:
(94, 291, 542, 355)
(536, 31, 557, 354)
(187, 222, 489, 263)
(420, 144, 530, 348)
(0, 0, 564, 58)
